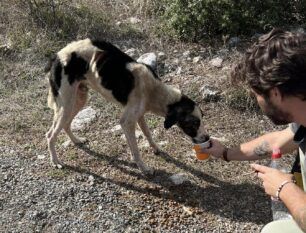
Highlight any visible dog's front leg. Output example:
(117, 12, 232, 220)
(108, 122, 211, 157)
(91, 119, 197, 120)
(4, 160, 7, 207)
(120, 108, 154, 175)
(138, 116, 162, 155)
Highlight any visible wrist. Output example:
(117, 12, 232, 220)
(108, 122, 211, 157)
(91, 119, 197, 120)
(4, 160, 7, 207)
(222, 147, 229, 162)
(278, 180, 296, 201)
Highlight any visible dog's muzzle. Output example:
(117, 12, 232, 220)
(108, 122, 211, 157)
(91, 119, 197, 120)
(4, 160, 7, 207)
(192, 135, 210, 144)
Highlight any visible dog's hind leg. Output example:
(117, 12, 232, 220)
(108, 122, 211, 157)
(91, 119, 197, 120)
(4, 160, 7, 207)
(120, 102, 154, 175)
(64, 83, 89, 145)
(138, 116, 162, 155)
(46, 81, 79, 168)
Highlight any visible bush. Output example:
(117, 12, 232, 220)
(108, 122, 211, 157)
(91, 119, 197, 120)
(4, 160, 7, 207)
(155, 0, 306, 41)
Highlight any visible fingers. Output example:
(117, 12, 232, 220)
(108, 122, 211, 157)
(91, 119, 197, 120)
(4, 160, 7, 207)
(250, 163, 272, 174)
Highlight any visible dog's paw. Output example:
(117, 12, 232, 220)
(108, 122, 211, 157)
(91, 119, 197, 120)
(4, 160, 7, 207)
(153, 148, 164, 155)
(73, 137, 88, 145)
(140, 165, 154, 176)
(51, 160, 64, 169)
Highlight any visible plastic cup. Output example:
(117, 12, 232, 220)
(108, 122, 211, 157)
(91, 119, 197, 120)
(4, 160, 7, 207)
(193, 140, 211, 160)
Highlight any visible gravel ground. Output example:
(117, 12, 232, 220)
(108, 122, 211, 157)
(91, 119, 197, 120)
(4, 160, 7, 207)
(1, 139, 277, 233)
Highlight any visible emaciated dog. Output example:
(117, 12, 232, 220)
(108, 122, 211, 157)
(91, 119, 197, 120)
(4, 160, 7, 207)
(45, 39, 209, 175)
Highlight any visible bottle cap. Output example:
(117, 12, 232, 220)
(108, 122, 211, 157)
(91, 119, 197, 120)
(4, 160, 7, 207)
(272, 148, 282, 159)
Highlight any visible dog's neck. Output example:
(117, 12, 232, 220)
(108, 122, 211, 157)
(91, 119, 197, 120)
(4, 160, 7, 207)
(147, 81, 182, 117)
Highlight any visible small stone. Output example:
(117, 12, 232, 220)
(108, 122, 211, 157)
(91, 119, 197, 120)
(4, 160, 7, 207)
(129, 17, 141, 24)
(62, 140, 71, 148)
(209, 57, 223, 68)
(137, 53, 157, 70)
(176, 67, 182, 75)
(37, 154, 46, 160)
(125, 48, 137, 58)
(193, 56, 201, 63)
(183, 206, 193, 215)
(169, 173, 189, 185)
(111, 125, 122, 133)
(88, 175, 95, 186)
(71, 107, 97, 131)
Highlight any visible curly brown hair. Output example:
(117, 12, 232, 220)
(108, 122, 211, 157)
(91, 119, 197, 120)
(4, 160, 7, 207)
(231, 28, 306, 99)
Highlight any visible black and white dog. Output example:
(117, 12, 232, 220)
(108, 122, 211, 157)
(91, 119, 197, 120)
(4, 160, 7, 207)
(45, 39, 209, 175)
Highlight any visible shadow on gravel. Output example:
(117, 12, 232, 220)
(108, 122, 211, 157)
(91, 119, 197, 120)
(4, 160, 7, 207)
(65, 145, 269, 225)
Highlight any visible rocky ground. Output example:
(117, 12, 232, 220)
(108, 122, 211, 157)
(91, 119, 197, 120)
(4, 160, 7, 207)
(0, 32, 296, 233)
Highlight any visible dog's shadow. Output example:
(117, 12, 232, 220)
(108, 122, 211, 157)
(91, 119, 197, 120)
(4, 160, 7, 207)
(64, 144, 270, 224)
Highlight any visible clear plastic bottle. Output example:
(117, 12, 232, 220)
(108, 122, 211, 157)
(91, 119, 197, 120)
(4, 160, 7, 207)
(270, 148, 292, 221)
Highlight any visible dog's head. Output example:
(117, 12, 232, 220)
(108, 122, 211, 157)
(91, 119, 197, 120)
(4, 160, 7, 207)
(164, 95, 209, 143)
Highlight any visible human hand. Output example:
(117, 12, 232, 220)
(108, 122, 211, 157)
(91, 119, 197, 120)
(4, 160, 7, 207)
(251, 164, 294, 198)
(200, 138, 226, 159)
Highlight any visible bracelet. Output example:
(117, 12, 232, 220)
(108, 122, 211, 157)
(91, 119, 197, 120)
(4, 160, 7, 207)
(276, 180, 296, 201)
(222, 147, 229, 162)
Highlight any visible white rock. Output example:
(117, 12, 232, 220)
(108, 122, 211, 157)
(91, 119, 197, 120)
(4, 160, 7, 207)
(110, 125, 122, 133)
(193, 56, 201, 63)
(137, 53, 157, 70)
(125, 48, 137, 58)
(135, 130, 142, 139)
(183, 206, 194, 215)
(71, 107, 97, 131)
(158, 141, 168, 146)
(209, 57, 223, 68)
(200, 85, 220, 101)
(62, 140, 71, 148)
(87, 175, 95, 186)
(129, 17, 141, 24)
(176, 67, 182, 75)
(169, 173, 189, 185)
(37, 154, 46, 160)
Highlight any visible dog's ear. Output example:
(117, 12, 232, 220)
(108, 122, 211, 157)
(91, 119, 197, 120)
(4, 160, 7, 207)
(91, 50, 105, 64)
(44, 54, 57, 73)
(164, 113, 178, 129)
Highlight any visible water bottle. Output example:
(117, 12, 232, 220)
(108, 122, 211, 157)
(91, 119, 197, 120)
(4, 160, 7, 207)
(270, 148, 292, 221)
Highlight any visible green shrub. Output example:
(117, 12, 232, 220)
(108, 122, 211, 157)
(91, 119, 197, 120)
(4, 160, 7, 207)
(154, 0, 306, 41)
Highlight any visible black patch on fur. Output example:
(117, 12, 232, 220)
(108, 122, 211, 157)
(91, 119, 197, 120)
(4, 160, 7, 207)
(64, 52, 89, 84)
(91, 40, 136, 104)
(164, 95, 200, 138)
(48, 56, 62, 97)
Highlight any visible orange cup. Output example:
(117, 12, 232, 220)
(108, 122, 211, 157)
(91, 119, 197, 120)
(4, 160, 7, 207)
(193, 140, 210, 160)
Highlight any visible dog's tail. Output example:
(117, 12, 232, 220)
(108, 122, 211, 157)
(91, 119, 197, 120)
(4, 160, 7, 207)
(47, 88, 56, 110)
(45, 54, 58, 110)
(44, 54, 57, 73)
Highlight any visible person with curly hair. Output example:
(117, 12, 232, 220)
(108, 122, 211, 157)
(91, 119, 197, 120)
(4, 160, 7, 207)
(201, 28, 306, 232)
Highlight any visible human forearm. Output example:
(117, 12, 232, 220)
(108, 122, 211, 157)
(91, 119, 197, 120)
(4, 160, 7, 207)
(201, 128, 296, 161)
(227, 128, 296, 161)
(280, 183, 306, 232)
